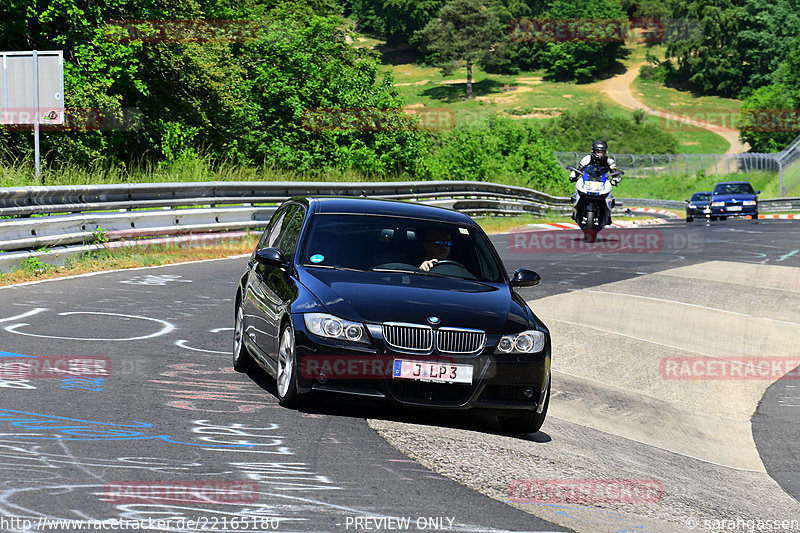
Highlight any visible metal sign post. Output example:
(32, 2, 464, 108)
(0, 50, 64, 182)
(33, 50, 40, 178)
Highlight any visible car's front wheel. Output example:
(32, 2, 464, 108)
(276, 323, 301, 408)
(233, 303, 255, 372)
(498, 382, 550, 434)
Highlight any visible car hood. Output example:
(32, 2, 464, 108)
(296, 267, 527, 332)
(712, 193, 758, 202)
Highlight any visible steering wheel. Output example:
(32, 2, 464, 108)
(430, 259, 466, 270)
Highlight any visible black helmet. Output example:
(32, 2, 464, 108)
(591, 140, 608, 164)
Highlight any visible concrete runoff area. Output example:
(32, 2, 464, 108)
(370, 260, 800, 532)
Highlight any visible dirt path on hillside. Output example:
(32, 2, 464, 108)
(594, 62, 749, 154)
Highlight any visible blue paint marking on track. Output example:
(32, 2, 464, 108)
(0, 351, 36, 357)
(61, 377, 105, 391)
(0, 408, 255, 448)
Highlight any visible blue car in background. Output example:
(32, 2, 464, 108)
(685, 191, 712, 222)
(710, 181, 760, 220)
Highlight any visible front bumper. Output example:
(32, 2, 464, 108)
(686, 206, 711, 217)
(710, 205, 757, 217)
(292, 316, 550, 414)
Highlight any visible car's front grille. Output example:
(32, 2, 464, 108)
(383, 323, 433, 352)
(437, 328, 486, 354)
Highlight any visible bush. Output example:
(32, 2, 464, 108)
(538, 102, 680, 154)
(421, 114, 568, 195)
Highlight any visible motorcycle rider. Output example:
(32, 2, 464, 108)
(569, 140, 621, 222)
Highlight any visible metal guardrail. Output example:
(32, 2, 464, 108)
(1, 180, 797, 272)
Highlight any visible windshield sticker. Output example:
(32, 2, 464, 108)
(310, 254, 325, 263)
(459, 228, 469, 235)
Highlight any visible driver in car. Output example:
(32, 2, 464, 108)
(419, 229, 452, 271)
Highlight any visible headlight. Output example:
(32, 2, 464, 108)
(304, 313, 369, 344)
(495, 330, 545, 354)
(743, 201, 757, 206)
(711, 201, 725, 207)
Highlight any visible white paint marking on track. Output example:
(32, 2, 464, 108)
(0, 308, 47, 323)
(174, 340, 228, 354)
(4, 312, 175, 341)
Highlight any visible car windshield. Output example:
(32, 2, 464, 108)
(299, 214, 505, 283)
(713, 183, 755, 195)
(691, 193, 711, 201)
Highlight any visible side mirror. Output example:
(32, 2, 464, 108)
(255, 247, 286, 267)
(684, 199, 689, 203)
(756, 190, 761, 194)
(510, 269, 541, 288)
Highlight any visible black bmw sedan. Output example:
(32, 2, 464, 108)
(685, 191, 712, 222)
(233, 197, 551, 433)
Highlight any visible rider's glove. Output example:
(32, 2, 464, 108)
(610, 177, 620, 186)
(569, 172, 579, 182)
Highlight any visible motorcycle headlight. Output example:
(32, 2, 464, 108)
(495, 330, 546, 354)
(304, 313, 369, 344)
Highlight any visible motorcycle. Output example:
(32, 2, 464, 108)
(566, 164, 624, 242)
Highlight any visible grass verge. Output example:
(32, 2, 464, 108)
(632, 76, 743, 132)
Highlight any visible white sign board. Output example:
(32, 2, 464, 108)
(1, 50, 64, 125)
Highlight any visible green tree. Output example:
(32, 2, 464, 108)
(0, 0, 425, 175)
(540, 0, 627, 80)
(414, 0, 504, 99)
(241, 14, 427, 173)
(738, 35, 800, 152)
(738, 84, 797, 152)
(663, 0, 744, 97)
(736, 0, 800, 97)
(662, 0, 800, 98)
(347, 0, 446, 44)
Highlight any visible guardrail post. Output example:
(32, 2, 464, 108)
(685, 153, 689, 177)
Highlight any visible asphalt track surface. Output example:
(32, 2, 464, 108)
(0, 217, 798, 532)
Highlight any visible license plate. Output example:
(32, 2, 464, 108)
(392, 359, 473, 384)
(727, 206, 742, 211)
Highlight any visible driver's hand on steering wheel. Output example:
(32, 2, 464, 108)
(419, 259, 439, 271)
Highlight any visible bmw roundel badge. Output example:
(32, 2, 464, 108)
(427, 316, 440, 325)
